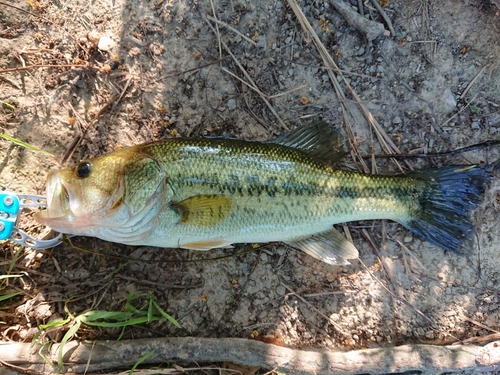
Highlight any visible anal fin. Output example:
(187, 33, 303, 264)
(284, 227, 359, 266)
(180, 239, 233, 251)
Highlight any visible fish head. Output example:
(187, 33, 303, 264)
(35, 146, 165, 236)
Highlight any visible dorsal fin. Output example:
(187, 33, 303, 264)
(269, 122, 349, 165)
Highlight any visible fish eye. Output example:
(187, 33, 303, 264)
(75, 161, 92, 178)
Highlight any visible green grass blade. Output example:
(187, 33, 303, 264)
(81, 315, 165, 328)
(0, 274, 23, 280)
(0, 291, 21, 303)
(147, 297, 153, 323)
(79, 310, 133, 322)
(0, 100, 15, 110)
(129, 350, 155, 375)
(58, 319, 81, 368)
(39, 317, 71, 330)
(125, 292, 150, 315)
(0, 133, 55, 157)
(151, 299, 180, 328)
(38, 342, 57, 370)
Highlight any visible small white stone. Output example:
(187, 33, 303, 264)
(393, 116, 402, 124)
(227, 99, 236, 111)
(98, 36, 116, 52)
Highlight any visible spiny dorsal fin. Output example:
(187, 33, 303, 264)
(284, 227, 359, 265)
(173, 195, 233, 227)
(269, 122, 349, 165)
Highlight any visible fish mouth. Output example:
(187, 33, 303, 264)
(35, 171, 82, 229)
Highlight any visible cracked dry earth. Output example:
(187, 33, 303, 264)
(1, 0, 500, 373)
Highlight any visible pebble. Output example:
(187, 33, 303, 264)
(471, 121, 480, 130)
(442, 88, 457, 108)
(98, 36, 116, 52)
(227, 99, 236, 111)
(87, 29, 100, 45)
(403, 235, 413, 243)
(393, 116, 402, 124)
(276, 285, 286, 296)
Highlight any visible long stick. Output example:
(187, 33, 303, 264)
(2, 337, 500, 374)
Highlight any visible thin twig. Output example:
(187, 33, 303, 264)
(460, 313, 500, 334)
(221, 67, 267, 97)
(110, 70, 134, 112)
(206, 15, 257, 46)
(204, 15, 288, 130)
(369, 0, 396, 37)
(208, 0, 222, 62)
(280, 282, 349, 336)
(440, 92, 479, 128)
(268, 83, 308, 98)
(157, 59, 223, 81)
(361, 229, 402, 298)
(224, 67, 308, 101)
(0, 64, 89, 74)
(116, 275, 203, 289)
(357, 256, 439, 329)
(303, 290, 355, 297)
(61, 93, 119, 163)
(358, 0, 364, 17)
(459, 63, 491, 99)
(405, 114, 466, 161)
(457, 332, 500, 346)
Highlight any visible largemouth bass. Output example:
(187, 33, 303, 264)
(35, 123, 489, 265)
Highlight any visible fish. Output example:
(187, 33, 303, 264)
(35, 122, 490, 265)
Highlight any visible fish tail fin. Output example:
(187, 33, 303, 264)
(401, 165, 489, 255)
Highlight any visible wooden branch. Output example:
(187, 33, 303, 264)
(329, 0, 390, 41)
(2, 337, 500, 374)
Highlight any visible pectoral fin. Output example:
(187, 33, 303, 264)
(173, 195, 233, 227)
(284, 227, 359, 266)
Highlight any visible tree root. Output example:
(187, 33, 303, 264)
(2, 337, 500, 374)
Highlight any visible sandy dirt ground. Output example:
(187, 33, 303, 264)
(1, 0, 500, 373)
